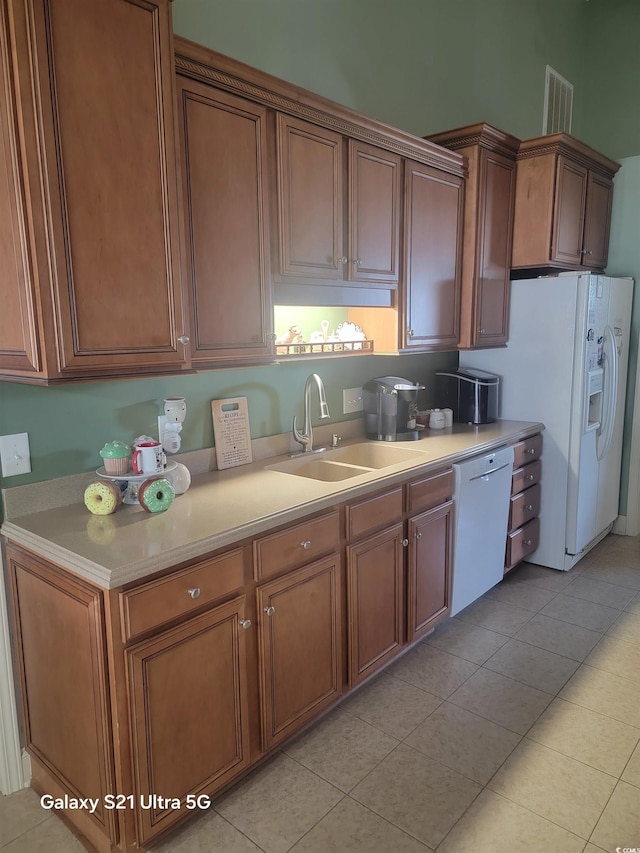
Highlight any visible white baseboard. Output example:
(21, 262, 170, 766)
(612, 515, 627, 535)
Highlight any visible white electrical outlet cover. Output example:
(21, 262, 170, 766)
(0, 432, 31, 477)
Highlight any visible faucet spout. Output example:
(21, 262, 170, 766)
(292, 373, 330, 453)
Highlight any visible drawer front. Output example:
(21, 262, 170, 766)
(509, 483, 541, 531)
(506, 517, 540, 569)
(407, 469, 454, 515)
(254, 510, 341, 581)
(346, 487, 403, 541)
(511, 459, 541, 495)
(513, 434, 542, 469)
(120, 548, 245, 642)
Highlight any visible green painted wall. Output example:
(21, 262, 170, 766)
(2, 0, 640, 523)
(0, 352, 455, 490)
(605, 156, 640, 515)
(581, 0, 640, 159)
(172, 0, 586, 142)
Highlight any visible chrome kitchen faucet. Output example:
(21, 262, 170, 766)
(292, 373, 330, 454)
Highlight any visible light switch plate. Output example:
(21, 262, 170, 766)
(0, 432, 31, 477)
(343, 387, 363, 414)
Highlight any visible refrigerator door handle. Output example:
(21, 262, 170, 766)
(597, 324, 618, 461)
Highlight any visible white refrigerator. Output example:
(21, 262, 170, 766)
(462, 273, 633, 571)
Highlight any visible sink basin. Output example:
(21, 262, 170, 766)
(266, 457, 372, 482)
(325, 442, 426, 469)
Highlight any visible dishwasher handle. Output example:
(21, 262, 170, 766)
(468, 461, 512, 482)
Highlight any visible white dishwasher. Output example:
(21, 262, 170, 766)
(450, 445, 514, 615)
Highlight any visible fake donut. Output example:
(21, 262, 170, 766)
(138, 477, 175, 513)
(84, 480, 122, 515)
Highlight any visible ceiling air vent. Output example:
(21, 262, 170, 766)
(543, 65, 573, 134)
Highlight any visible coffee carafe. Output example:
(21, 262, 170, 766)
(363, 376, 425, 441)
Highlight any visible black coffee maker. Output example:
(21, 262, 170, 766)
(363, 376, 424, 441)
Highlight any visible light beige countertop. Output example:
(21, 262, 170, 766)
(1, 420, 543, 588)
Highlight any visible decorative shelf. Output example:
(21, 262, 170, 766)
(275, 340, 374, 356)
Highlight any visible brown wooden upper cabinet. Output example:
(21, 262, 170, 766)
(427, 124, 519, 349)
(511, 133, 619, 273)
(0, 0, 187, 383)
(176, 76, 274, 368)
(276, 114, 402, 288)
(401, 161, 464, 351)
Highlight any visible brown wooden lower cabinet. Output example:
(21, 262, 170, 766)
(256, 554, 343, 751)
(346, 469, 454, 687)
(347, 523, 405, 686)
(3, 460, 459, 851)
(127, 597, 252, 846)
(407, 500, 453, 642)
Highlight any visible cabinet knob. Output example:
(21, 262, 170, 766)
(353, 258, 362, 266)
(300, 540, 312, 549)
(525, 504, 534, 512)
(407, 330, 414, 338)
(527, 448, 536, 455)
(414, 531, 422, 540)
(523, 539, 532, 546)
(178, 335, 190, 345)
(339, 256, 348, 265)
(401, 538, 409, 547)
(187, 587, 201, 599)
(479, 328, 486, 335)
(584, 249, 593, 255)
(239, 619, 251, 630)
(264, 605, 276, 616)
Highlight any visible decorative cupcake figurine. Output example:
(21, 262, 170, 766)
(99, 440, 131, 476)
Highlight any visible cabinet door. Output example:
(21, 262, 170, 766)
(257, 555, 342, 751)
(0, 5, 42, 378)
(127, 597, 251, 846)
(582, 172, 613, 270)
(8, 549, 117, 842)
(348, 140, 401, 286)
(407, 501, 453, 642)
(276, 114, 344, 281)
(178, 80, 273, 367)
(9, 0, 186, 379)
(551, 156, 588, 267)
(403, 160, 463, 351)
(474, 150, 516, 348)
(346, 523, 404, 686)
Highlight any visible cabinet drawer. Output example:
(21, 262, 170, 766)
(509, 483, 541, 531)
(406, 469, 454, 514)
(512, 459, 541, 495)
(346, 487, 403, 541)
(512, 434, 542, 468)
(506, 517, 540, 569)
(120, 548, 245, 642)
(254, 511, 340, 581)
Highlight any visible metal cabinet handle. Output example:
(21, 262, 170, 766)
(407, 330, 414, 338)
(526, 474, 535, 481)
(264, 605, 276, 616)
(353, 257, 362, 266)
(178, 335, 190, 345)
(527, 448, 536, 455)
(338, 256, 348, 264)
(523, 539, 532, 546)
(300, 540, 311, 550)
(187, 587, 201, 599)
(414, 532, 422, 540)
(401, 538, 409, 547)
(239, 619, 251, 630)
(525, 504, 534, 511)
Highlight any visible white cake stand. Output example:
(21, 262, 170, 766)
(96, 462, 177, 505)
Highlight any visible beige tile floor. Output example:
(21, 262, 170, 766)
(1, 533, 639, 852)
